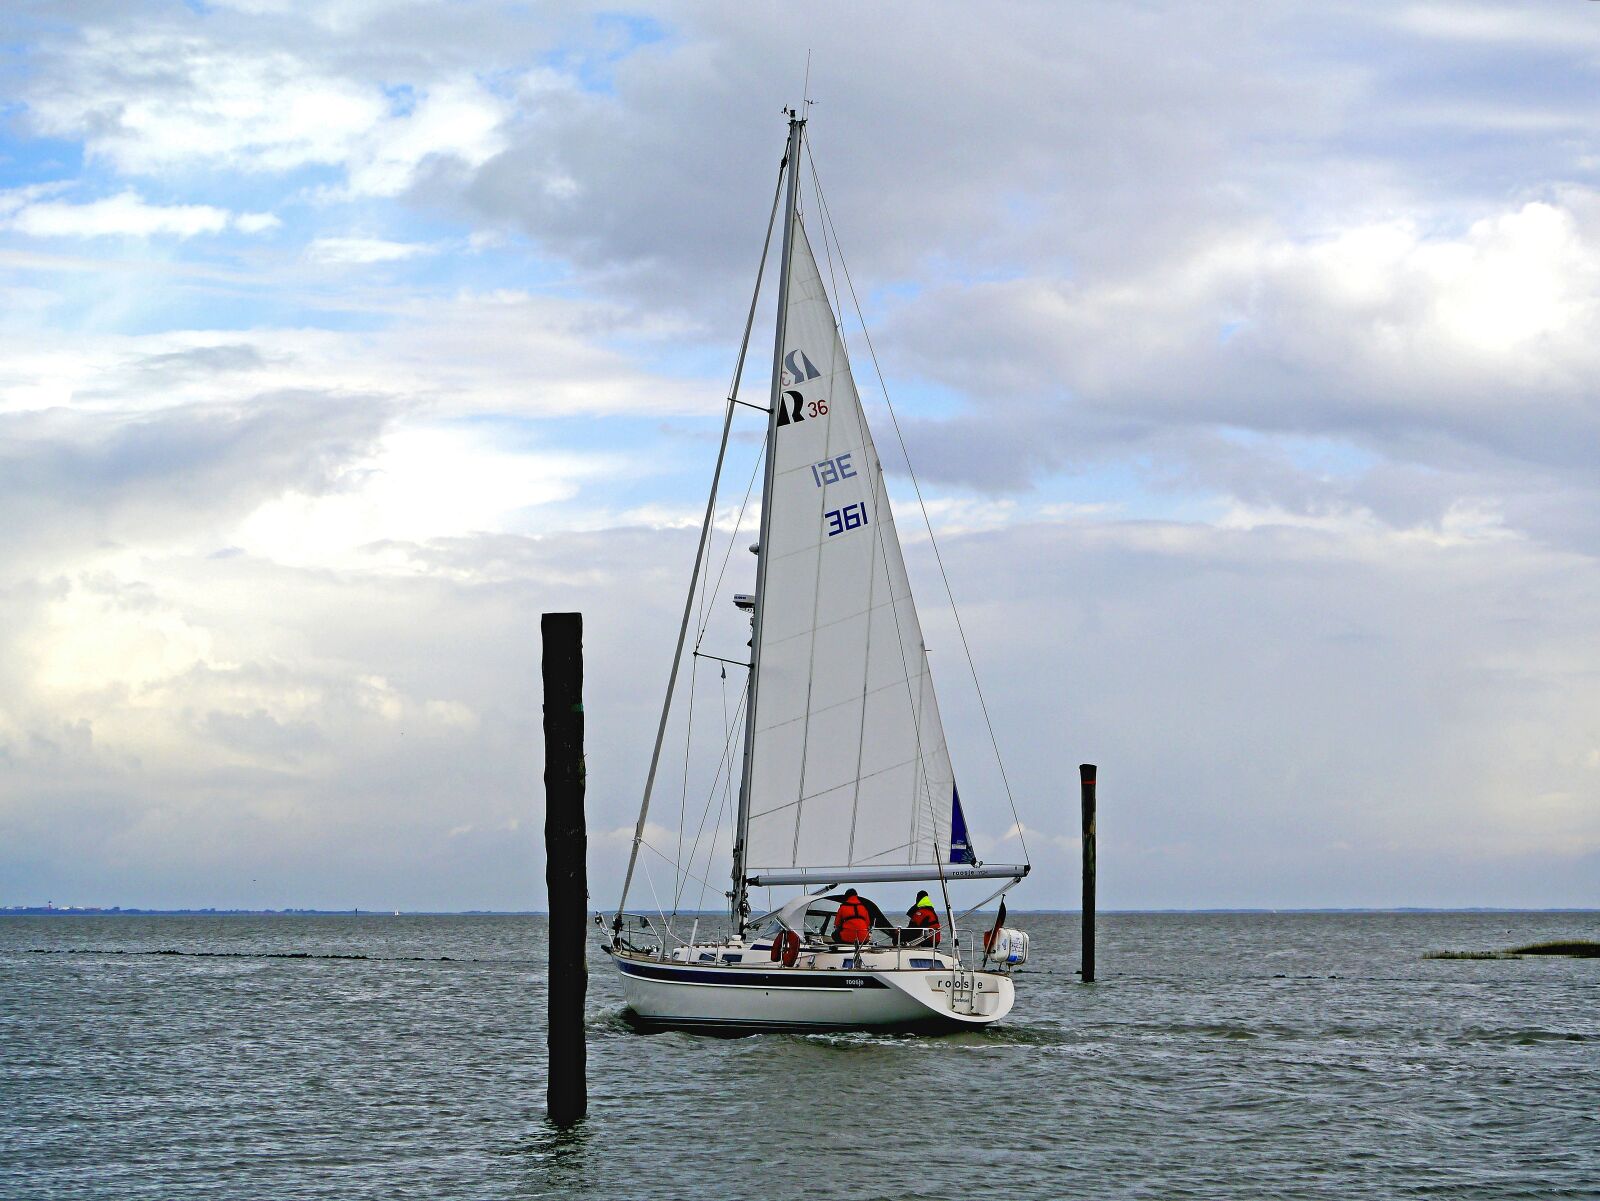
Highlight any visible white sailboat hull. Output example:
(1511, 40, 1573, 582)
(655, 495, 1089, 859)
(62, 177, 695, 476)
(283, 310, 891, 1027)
(608, 947, 1015, 1031)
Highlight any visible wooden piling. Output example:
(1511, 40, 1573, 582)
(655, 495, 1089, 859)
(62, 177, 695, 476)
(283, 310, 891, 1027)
(542, 612, 587, 1125)
(1080, 763, 1096, 984)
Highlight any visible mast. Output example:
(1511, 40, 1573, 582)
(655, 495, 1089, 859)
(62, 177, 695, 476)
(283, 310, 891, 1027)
(731, 109, 805, 932)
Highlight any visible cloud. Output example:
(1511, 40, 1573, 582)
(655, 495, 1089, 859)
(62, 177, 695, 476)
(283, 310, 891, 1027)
(909, 514, 1600, 906)
(0, 521, 698, 909)
(234, 212, 283, 233)
(23, 29, 388, 176)
(0, 189, 280, 238)
(232, 422, 625, 568)
(0, 389, 397, 572)
(1389, 3, 1600, 48)
(0, 292, 715, 423)
(873, 188, 1600, 557)
(342, 78, 509, 198)
(305, 236, 436, 263)
(21, 27, 511, 198)
(4, 506, 1596, 910)
(4, 2, 1600, 911)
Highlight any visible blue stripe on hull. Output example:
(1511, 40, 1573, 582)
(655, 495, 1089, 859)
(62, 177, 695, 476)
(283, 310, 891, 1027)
(616, 958, 891, 989)
(623, 1013, 966, 1034)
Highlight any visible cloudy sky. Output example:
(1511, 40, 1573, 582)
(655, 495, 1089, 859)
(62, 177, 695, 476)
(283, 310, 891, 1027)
(2, 1, 1596, 912)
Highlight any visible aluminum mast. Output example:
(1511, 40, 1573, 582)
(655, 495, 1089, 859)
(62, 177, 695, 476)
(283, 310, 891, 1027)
(730, 110, 805, 932)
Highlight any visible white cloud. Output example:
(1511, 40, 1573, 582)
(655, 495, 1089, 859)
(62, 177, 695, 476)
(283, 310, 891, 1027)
(897, 494, 1019, 538)
(199, 0, 397, 29)
(0, 292, 714, 423)
(23, 29, 510, 198)
(26, 32, 387, 176)
(886, 187, 1600, 537)
(234, 211, 283, 233)
(5, 506, 1596, 910)
(1391, 3, 1600, 47)
(232, 423, 624, 568)
(305, 236, 436, 263)
(343, 78, 510, 198)
(0, 190, 280, 239)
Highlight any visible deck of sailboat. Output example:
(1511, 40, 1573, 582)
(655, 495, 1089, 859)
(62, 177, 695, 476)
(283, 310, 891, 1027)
(611, 941, 965, 974)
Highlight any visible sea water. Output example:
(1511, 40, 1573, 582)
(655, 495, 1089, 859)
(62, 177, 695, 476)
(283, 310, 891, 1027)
(2, 912, 1595, 1200)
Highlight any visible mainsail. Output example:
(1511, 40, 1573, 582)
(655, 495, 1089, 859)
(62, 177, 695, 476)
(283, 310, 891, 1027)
(741, 218, 960, 884)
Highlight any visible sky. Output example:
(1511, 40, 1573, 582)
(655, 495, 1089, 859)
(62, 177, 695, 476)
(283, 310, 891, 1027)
(1, 1, 1597, 912)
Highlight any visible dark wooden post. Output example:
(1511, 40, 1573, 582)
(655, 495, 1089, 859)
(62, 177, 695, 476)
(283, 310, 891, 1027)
(1080, 763, 1096, 984)
(542, 612, 587, 1125)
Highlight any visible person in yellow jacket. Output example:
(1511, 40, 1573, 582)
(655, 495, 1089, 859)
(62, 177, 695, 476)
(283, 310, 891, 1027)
(906, 890, 942, 945)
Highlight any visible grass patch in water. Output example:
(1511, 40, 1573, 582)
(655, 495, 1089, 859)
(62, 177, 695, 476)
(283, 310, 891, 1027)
(1425, 939, 1600, 960)
(1506, 940, 1600, 957)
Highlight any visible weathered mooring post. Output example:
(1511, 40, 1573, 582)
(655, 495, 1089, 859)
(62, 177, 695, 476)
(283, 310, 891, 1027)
(542, 612, 587, 1125)
(1080, 763, 1096, 983)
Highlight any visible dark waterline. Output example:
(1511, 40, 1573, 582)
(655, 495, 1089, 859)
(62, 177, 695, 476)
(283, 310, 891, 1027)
(3, 911, 1596, 1200)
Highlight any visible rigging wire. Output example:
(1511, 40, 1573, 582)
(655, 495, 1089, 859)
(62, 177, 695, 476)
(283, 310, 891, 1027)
(694, 782, 732, 914)
(673, 652, 699, 892)
(614, 149, 786, 929)
(680, 663, 742, 916)
(955, 876, 1022, 922)
(672, 685, 748, 912)
(641, 837, 726, 910)
(639, 856, 672, 943)
(688, 697, 741, 909)
(695, 450, 763, 652)
(804, 141, 1033, 868)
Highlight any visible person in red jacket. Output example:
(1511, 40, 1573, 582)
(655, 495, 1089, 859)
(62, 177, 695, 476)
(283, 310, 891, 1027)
(832, 889, 872, 945)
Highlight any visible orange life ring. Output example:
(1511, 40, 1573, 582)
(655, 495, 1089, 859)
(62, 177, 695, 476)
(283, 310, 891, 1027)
(769, 929, 801, 963)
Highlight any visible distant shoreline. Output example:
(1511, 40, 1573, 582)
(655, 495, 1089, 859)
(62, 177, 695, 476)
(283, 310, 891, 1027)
(4, 906, 1597, 917)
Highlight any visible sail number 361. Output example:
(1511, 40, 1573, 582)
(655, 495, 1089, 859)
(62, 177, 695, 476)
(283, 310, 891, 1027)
(825, 501, 869, 537)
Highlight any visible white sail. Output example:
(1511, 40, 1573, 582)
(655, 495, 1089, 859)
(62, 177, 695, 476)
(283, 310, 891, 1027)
(743, 218, 958, 878)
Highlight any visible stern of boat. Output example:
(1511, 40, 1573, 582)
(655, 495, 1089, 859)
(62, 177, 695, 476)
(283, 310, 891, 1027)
(879, 966, 1015, 1024)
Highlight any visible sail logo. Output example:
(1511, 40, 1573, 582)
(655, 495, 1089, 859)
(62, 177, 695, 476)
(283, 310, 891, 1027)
(950, 785, 977, 865)
(777, 349, 826, 428)
(783, 349, 821, 386)
(776, 390, 829, 426)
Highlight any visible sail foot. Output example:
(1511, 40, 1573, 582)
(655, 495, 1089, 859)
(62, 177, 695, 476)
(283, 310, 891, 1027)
(747, 863, 1029, 887)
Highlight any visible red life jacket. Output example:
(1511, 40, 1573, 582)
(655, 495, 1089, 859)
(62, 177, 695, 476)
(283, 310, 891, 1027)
(909, 905, 941, 931)
(835, 898, 871, 944)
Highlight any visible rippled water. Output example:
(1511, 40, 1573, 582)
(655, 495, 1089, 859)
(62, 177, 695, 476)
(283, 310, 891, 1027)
(3, 912, 1596, 1199)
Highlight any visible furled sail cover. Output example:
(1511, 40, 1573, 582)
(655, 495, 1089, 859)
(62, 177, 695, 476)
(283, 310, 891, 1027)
(745, 218, 959, 877)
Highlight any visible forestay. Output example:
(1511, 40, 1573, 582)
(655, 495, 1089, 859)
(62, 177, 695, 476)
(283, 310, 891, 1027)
(743, 217, 960, 880)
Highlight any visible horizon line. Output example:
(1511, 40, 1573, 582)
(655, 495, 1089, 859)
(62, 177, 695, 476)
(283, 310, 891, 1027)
(5, 905, 1598, 916)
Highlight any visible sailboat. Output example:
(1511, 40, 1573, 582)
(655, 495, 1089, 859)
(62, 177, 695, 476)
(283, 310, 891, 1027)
(604, 110, 1031, 1031)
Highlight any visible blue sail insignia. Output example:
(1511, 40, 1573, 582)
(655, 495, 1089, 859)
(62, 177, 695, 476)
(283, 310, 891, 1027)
(949, 785, 977, 865)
